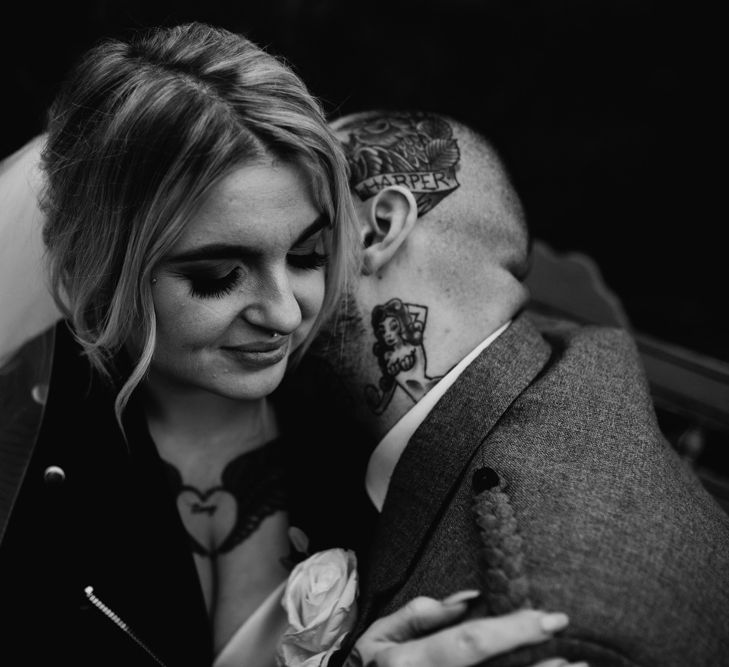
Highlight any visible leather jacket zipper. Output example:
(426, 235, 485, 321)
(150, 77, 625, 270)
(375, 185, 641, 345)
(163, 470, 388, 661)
(84, 586, 168, 666)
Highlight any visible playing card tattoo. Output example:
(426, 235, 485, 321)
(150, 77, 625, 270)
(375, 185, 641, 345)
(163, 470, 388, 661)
(365, 298, 441, 414)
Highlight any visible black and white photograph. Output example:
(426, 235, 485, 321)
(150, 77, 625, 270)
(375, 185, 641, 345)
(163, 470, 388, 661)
(1, 2, 726, 666)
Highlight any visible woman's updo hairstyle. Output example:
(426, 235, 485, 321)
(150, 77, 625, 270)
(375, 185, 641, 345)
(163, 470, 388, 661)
(41, 22, 357, 419)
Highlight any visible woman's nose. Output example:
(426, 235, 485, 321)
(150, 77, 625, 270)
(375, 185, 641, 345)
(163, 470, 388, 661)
(241, 268, 302, 335)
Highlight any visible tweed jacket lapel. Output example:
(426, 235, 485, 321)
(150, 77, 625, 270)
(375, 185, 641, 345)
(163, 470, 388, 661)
(353, 313, 550, 633)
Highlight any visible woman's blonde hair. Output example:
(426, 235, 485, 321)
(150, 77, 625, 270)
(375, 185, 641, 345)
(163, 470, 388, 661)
(41, 22, 357, 421)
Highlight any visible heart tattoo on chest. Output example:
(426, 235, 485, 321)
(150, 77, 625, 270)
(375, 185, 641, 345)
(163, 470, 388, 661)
(161, 440, 287, 558)
(176, 486, 237, 556)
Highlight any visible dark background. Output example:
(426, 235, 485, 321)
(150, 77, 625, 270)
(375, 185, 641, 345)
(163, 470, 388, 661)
(1, 0, 722, 361)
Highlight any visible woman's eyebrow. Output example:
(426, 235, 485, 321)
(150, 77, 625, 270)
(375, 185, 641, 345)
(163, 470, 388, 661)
(165, 244, 249, 264)
(165, 214, 330, 264)
(292, 213, 330, 246)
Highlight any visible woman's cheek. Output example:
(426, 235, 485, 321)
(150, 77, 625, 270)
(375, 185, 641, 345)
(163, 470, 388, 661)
(156, 293, 228, 346)
(301, 272, 326, 321)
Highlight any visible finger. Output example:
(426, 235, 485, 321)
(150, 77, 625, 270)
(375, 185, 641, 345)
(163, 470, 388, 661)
(365, 593, 479, 642)
(532, 662, 589, 667)
(386, 609, 569, 667)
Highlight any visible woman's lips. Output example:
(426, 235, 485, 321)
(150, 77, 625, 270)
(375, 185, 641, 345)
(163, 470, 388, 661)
(221, 338, 289, 367)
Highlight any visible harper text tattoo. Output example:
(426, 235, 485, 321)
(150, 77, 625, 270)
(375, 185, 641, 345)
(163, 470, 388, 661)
(338, 111, 461, 217)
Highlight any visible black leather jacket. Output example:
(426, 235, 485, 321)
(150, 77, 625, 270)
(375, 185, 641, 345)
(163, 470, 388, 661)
(0, 323, 213, 666)
(0, 322, 377, 667)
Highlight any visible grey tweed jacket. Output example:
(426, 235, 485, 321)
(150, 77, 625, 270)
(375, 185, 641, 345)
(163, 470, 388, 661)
(349, 313, 729, 667)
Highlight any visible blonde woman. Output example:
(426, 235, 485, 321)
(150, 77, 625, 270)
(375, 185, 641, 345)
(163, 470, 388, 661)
(0, 23, 570, 667)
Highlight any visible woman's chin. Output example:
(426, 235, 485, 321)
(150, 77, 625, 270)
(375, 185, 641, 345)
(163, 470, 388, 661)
(215, 363, 289, 401)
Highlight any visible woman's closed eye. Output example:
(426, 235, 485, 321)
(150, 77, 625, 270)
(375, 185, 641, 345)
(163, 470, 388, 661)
(174, 233, 327, 298)
(186, 266, 244, 299)
(287, 250, 328, 271)
(287, 229, 328, 270)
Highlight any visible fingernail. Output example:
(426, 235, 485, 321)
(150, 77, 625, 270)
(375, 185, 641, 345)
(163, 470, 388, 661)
(569, 663, 589, 667)
(442, 589, 482, 605)
(540, 612, 569, 632)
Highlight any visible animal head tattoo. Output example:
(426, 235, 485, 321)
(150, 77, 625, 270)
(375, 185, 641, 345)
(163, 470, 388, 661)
(338, 111, 461, 217)
(365, 298, 442, 414)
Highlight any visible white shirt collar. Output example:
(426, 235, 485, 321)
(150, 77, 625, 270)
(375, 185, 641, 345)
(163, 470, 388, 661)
(364, 320, 511, 512)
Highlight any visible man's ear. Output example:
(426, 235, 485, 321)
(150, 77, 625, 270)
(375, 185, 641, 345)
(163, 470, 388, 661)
(359, 185, 418, 275)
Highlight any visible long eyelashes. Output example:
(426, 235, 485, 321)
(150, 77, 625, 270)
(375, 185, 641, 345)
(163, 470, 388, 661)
(288, 251, 328, 271)
(189, 267, 243, 299)
(186, 252, 328, 300)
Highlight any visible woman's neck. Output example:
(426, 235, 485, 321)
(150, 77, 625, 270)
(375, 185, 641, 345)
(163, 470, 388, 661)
(142, 373, 279, 470)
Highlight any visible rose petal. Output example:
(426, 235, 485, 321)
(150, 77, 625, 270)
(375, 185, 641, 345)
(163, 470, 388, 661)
(279, 548, 359, 657)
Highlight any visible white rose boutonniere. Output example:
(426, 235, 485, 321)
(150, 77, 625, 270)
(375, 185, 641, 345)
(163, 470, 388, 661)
(276, 548, 358, 667)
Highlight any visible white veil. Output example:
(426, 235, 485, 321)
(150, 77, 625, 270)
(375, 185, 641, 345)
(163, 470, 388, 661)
(0, 136, 60, 543)
(0, 135, 61, 363)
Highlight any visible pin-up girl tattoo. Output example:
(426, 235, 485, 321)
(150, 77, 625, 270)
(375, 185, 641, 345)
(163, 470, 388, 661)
(365, 298, 442, 414)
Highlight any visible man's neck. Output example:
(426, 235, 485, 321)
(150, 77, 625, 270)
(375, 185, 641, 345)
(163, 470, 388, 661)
(363, 319, 512, 512)
(313, 273, 527, 447)
(361, 312, 515, 443)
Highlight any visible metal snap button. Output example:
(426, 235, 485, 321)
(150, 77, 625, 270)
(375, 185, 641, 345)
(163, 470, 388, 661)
(31, 384, 49, 405)
(43, 465, 66, 484)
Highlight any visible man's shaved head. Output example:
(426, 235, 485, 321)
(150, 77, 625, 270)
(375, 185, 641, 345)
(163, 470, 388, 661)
(331, 110, 530, 280)
(312, 110, 532, 439)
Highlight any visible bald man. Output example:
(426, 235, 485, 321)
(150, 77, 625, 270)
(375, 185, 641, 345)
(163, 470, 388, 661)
(297, 111, 729, 667)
